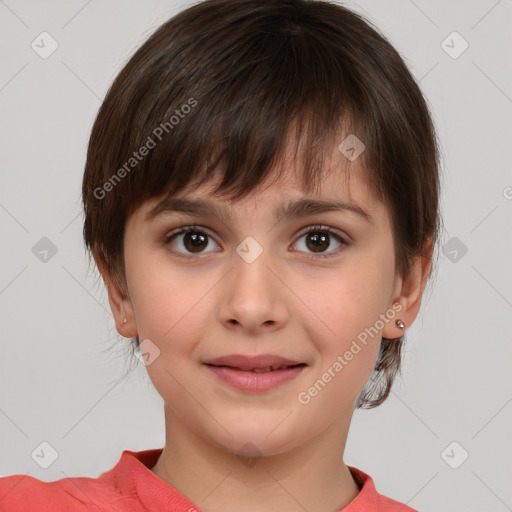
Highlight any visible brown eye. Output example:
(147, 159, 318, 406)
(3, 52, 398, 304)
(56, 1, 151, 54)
(305, 232, 330, 253)
(163, 226, 219, 257)
(182, 231, 208, 253)
(293, 226, 346, 258)
(163, 224, 347, 260)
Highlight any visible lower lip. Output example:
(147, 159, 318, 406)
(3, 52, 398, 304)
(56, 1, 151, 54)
(204, 364, 306, 392)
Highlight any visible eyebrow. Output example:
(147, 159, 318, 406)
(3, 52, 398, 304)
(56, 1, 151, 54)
(145, 197, 373, 224)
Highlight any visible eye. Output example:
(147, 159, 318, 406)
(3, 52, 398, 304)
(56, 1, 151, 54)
(292, 225, 347, 258)
(163, 225, 219, 258)
(163, 224, 348, 260)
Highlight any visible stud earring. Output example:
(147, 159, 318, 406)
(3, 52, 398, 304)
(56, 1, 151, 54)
(123, 318, 127, 324)
(395, 319, 405, 329)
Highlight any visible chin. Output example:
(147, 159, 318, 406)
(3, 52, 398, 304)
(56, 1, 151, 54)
(208, 424, 301, 460)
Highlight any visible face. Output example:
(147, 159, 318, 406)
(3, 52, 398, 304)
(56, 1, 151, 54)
(117, 144, 404, 457)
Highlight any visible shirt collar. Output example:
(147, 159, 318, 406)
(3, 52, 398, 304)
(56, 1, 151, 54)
(109, 448, 406, 511)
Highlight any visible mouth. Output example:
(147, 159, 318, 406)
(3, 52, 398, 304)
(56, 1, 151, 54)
(204, 362, 307, 392)
(203, 353, 307, 372)
(204, 363, 307, 373)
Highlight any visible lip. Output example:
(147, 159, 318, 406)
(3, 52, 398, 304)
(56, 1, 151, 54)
(205, 364, 306, 392)
(203, 353, 304, 371)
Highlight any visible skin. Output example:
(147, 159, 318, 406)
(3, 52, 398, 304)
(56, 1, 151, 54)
(97, 141, 433, 512)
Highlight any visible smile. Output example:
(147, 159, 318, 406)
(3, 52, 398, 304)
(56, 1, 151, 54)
(204, 363, 307, 392)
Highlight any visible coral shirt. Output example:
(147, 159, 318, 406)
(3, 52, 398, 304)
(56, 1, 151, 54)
(0, 448, 417, 511)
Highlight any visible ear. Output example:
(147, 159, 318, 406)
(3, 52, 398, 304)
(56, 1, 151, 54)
(94, 251, 137, 339)
(382, 236, 434, 339)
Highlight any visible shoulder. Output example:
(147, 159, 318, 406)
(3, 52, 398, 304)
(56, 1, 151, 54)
(0, 448, 164, 511)
(378, 493, 419, 512)
(0, 451, 141, 512)
(0, 474, 78, 511)
(0, 473, 132, 512)
(346, 467, 419, 512)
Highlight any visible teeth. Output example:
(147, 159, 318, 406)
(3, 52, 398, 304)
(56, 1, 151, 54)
(213, 364, 301, 372)
(252, 365, 291, 373)
(253, 366, 273, 373)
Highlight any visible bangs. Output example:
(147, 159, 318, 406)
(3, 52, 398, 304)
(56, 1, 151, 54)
(146, 103, 362, 205)
(88, 3, 380, 224)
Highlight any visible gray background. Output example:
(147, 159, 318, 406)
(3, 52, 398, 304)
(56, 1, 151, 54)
(1, 0, 511, 510)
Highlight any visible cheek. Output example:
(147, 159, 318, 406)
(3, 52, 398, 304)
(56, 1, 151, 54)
(125, 246, 213, 344)
(126, 257, 215, 399)
(313, 255, 393, 335)
(304, 253, 395, 391)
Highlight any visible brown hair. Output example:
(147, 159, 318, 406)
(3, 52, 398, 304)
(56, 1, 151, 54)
(82, 0, 441, 408)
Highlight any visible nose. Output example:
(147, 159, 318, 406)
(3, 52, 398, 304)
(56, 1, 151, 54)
(218, 241, 289, 333)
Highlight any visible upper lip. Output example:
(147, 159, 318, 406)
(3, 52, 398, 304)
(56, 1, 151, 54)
(204, 354, 306, 371)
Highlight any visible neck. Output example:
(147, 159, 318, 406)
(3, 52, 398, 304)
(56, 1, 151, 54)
(150, 403, 360, 512)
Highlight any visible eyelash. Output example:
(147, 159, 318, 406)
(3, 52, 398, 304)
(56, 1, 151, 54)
(162, 224, 348, 260)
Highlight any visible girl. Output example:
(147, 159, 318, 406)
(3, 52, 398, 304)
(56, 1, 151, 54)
(0, 0, 440, 510)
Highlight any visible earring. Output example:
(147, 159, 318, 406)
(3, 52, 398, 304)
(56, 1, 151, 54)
(395, 319, 405, 329)
(123, 318, 127, 324)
